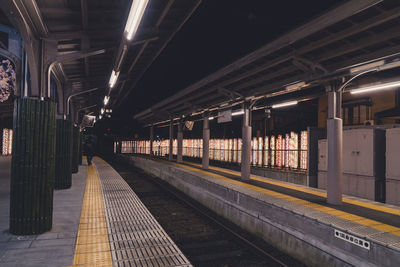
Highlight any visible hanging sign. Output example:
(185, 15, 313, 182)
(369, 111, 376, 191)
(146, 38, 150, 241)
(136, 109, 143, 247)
(218, 109, 232, 123)
(185, 121, 194, 131)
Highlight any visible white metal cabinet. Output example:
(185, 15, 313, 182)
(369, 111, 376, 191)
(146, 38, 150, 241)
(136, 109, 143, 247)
(386, 128, 400, 180)
(343, 130, 358, 174)
(318, 127, 385, 202)
(355, 129, 374, 176)
(343, 129, 374, 176)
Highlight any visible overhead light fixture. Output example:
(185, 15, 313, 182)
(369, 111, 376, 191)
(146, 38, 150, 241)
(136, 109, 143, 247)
(124, 0, 149, 41)
(285, 81, 305, 91)
(232, 110, 244, 116)
(99, 115, 103, 120)
(350, 60, 385, 73)
(350, 81, 400, 95)
(104, 96, 110, 106)
(191, 111, 202, 116)
(272, 100, 298, 109)
(209, 116, 214, 120)
(109, 70, 120, 88)
(101, 108, 105, 115)
(220, 103, 229, 108)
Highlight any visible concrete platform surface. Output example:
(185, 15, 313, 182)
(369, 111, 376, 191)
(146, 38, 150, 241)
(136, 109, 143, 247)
(1, 156, 191, 267)
(0, 156, 86, 267)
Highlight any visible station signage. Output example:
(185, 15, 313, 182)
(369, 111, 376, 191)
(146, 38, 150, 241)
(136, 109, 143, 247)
(334, 229, 370, 250)
(218, 109, 232, 123)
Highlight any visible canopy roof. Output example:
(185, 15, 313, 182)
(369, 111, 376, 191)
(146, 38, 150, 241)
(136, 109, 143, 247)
(134, 0, 400, 126)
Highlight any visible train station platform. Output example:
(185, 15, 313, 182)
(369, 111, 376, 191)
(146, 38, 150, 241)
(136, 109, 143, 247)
(120, 154, 400, 267)
(0, 156, 191, 267)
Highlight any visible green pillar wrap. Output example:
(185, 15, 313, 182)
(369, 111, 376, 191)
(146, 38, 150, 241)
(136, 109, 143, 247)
(71, 126, 79, 173)
(54, 119, 73, 189)
(78, 132, 83, 165)
(10, 98, 56, 235)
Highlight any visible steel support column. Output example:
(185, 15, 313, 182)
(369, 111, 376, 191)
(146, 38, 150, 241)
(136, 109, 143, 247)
(327, 89, 343, 205)
(177, 121, 183, 163)
(202, 117, 210, 169)
(150, 124, 154, 156)
(169, 121, 173, 161)
(241, 105, 252, 180)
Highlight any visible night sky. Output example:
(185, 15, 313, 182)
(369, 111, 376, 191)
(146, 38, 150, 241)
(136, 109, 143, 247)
(108, 0, 342, 136)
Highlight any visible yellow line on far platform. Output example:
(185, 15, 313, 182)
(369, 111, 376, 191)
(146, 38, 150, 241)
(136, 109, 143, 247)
(184, 161, 400, 217)
(174, 161, 400, 237)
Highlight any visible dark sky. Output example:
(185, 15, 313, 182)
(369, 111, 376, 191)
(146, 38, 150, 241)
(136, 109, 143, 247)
(110, 0, 342, 135)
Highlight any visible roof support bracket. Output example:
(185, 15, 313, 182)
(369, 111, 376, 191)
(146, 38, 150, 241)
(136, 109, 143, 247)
(292, 56, 328, 76)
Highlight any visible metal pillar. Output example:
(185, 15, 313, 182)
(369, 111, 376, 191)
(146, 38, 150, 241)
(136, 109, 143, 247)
(241, 105, 252, 180)
(202, 117, 210, 169)
(169, 121, 173, 161)
(327, 89, 343, 205)
(177, 121, 183, 163)
(150, 124, 154, 156)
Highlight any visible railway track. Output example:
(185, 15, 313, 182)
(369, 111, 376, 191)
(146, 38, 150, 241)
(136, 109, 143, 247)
(109, 159, 305, 267)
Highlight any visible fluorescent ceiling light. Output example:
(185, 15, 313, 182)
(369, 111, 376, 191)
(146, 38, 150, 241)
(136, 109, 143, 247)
(209, 116, 214, 120)
(191, 111, 202, 116)
(350, 81, 400, 95)
(232, 110, 244, 116)
(109, 70, 120, 88)
(104, 96, 110, 106)
(350, 60, 384, 73)
(124, 0, 149, 41)
(101, 108, 105, 115)
(285, 81, 305, 91)
(272, 100, 298, 109)
(220, 103, 229, 107)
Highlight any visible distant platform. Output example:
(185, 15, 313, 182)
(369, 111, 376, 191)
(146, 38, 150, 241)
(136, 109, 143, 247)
(122, 154, 400, 267)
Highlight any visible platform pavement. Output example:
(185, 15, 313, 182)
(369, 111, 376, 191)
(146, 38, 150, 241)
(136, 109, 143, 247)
(0, 156, 86, 267)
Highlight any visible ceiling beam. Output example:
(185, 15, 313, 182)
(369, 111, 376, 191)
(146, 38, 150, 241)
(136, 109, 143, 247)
(80, 0, 90, 79)
(47, 29, 120, 40)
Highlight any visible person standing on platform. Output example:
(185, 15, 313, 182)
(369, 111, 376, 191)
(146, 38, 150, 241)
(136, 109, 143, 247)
(85, 135, 97, 165)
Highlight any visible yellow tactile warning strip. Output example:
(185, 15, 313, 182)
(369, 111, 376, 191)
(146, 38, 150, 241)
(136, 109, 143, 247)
(186, 161, 400, 217)
(70, 162, 113, 267)
(171, 161, 400, 237)
(95, 157, 194, 266)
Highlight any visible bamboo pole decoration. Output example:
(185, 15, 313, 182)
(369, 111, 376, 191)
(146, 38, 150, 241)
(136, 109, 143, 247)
(10, 98, 56, 235)
(54, 119, 73, 189)
(78, 131, 83, 165)
(71, 126, 79, 173)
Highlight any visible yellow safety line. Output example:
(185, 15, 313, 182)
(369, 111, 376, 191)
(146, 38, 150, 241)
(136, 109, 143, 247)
(172, 161, 400, 237)
(184, 161, 400, 217)
(70, 160, 113, 267)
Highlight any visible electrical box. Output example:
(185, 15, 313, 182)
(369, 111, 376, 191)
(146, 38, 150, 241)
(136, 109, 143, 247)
(385, 127, 400, 205)
(343, 129, 374, 177)
(317, 127, 385, 202)
(386, 128, 400, 180)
